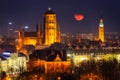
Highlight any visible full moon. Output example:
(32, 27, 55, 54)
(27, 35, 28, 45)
(74, 14, 84, 21)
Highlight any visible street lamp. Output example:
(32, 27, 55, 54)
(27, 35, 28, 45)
(9, 22, 12, 25)
(8, 22, 12, 38)
(21, 25, 29, 31)
(24, 26, 29, 29)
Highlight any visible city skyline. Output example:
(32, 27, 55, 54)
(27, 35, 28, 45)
(0, 0, 120, 35)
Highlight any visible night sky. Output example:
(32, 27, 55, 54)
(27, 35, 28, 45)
(0, 0, 120, 35)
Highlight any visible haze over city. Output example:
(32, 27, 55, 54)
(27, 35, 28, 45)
(0, 0, 120, 34)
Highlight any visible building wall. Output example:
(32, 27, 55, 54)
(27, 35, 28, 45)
(45, 61, 70, 73)
(67, 50, 120, 67)
(29, 60, 70, 73)
(99, 27, 104, 42)
(0, 53, 27, 74)
(0, 60, 8, 72)
(44, 13, 58, 45)
(73, 55, 90, 66)
(29, 58, 71, 73)
(23, 37, 37, 46)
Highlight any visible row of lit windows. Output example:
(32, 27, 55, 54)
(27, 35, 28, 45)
(73, 52, 105, 55)
(45, 15, 56, 20)
(46, 20, 55, 23)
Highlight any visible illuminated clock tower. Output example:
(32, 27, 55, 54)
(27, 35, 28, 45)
(98, 17, 105, 42)
(43, 8, 60, 45)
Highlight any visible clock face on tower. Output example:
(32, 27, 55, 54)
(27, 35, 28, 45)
(100, 23, 104, 27)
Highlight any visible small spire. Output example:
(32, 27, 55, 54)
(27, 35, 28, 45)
(48, 7, 51, 11)
(40, 23, 43, 32)
(57, 23, 60, 32)
(99, 16, 104, 27)
(36, 23, 39, 31)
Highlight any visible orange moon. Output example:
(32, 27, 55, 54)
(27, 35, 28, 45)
(74, 14, 84, 21)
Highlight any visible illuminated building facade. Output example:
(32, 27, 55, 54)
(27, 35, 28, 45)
(17, 8, 60, 50)
(0, 52, 27, 74)
(43, 8, 60, 45)
(80, 33, 94, 41)
(17, 24, 43, 50)
(29, 50, 71, 73)
(66, 49, 120, 67)
(98, 17, 105, 42)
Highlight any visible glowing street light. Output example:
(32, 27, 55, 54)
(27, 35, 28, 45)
(57, 76, 61, 80)
(24, 26, 29, 29)
(9, 22, 12, 25)
(8, 22, 13, 38)
(21, 25, 29, 31)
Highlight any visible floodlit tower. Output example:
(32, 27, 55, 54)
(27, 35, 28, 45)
(98, 17, 105, 42)
(43, 8, 60, 45)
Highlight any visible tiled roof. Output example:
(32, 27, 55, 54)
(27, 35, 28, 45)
(29, 49, 67, 61)
(24, 32, 37, 37)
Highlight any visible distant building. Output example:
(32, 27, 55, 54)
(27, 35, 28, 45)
(98, 16, 105, 42)
(17, 8, 60, 50)
(105, 32, 119, 40)
(79, 33, 94, 41)
(66, 49, 120, 67)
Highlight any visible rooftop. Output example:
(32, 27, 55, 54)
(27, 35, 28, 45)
(45, 8, 55, 14)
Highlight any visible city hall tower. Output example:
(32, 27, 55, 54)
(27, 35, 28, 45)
(98, 17, 105, 42)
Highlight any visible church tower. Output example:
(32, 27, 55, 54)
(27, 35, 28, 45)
(98, 17, 105, 42)
(43, 8, 60, 45)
